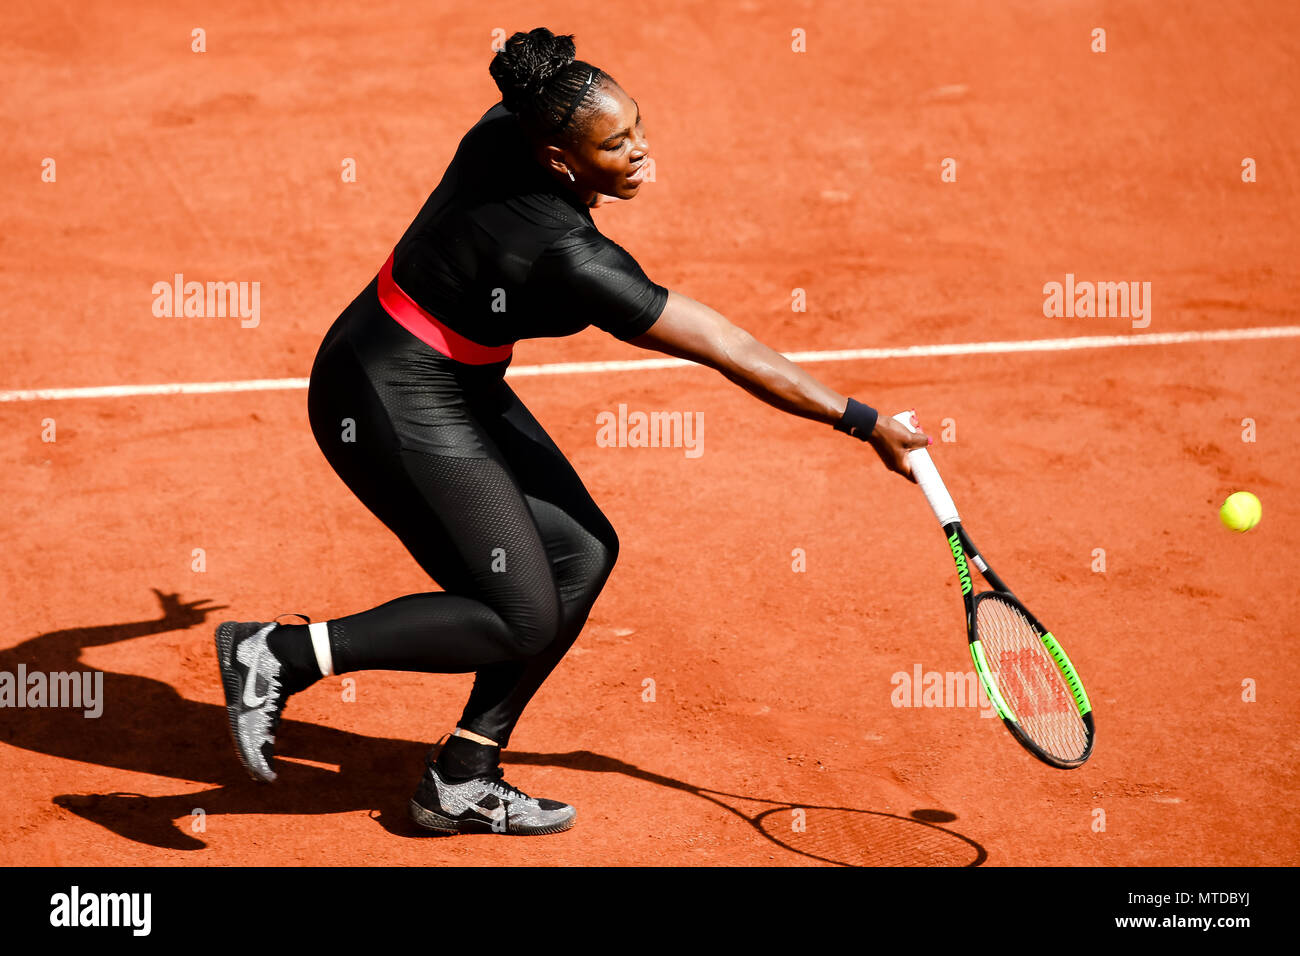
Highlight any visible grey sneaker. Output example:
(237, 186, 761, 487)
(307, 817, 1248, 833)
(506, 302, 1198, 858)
(215, 621, 289, 783)
(409, 759, 577, 836)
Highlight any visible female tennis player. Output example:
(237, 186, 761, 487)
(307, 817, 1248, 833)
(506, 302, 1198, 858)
(216, 27, 928, 836)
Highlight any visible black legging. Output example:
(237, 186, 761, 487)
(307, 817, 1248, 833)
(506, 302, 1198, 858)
(305, 278, 619, 747)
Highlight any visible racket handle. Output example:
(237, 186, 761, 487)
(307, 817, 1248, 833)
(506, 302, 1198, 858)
(891, 409, 961, 527)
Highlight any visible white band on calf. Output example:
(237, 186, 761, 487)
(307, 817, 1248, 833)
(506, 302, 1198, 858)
(454, 727, 499, 746)
(308, 621, 334, 677)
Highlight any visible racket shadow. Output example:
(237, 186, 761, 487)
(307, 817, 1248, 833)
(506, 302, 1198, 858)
(505, 750, 987, 867)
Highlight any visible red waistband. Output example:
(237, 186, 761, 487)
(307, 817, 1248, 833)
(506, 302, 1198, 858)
(376, 252, 515, 365)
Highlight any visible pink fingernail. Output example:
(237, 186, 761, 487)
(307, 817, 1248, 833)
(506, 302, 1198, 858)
(927, 437, 933, 445)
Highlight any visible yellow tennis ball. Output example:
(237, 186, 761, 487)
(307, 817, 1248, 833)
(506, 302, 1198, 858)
(1219, 491, 1261, 532)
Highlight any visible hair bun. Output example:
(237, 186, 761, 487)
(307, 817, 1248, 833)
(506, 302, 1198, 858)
(490, 28, 578, 113)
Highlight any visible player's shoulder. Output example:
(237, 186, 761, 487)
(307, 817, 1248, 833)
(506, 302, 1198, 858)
(530, 219, 647, 290)
(540, 217, 617, 257)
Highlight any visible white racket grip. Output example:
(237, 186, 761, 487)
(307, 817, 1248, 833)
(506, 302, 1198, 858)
(891, 409, 961, 527)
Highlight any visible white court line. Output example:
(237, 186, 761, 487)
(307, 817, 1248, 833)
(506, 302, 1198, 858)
(2, 324, 1298, 402)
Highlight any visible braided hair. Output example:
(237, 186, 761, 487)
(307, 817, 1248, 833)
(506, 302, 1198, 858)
(489, 28, 609, 145)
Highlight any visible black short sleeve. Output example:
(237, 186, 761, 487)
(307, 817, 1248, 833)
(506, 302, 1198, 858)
(526, 228, 669, 341)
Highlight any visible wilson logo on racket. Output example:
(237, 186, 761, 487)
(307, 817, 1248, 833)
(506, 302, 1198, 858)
(947, 532, 972, 595)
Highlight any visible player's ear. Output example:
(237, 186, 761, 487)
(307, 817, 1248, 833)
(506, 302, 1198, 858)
(538, 143, 572, 180)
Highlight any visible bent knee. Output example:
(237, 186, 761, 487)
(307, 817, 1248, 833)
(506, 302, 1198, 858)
(499, 587, 563, 657)
(603, 526, 620, 569)
(592, 520, 620, 577)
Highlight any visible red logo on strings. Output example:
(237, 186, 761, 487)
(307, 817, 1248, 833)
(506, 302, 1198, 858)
(997, 648, 1070, 718)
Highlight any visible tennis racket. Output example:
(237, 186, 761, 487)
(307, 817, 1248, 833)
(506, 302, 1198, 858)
(892, 409, 1095, 769)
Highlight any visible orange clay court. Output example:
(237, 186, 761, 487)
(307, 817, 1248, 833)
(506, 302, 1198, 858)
(2, 1, 1297, 866)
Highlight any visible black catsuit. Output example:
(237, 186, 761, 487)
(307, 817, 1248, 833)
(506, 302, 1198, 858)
(305, 102, 667, 748)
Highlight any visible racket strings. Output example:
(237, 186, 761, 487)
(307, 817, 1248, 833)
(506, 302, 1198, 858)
(975, 596, 1090, 762)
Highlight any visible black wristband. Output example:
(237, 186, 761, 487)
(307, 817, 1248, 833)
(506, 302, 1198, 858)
(833, 398, 879, 441)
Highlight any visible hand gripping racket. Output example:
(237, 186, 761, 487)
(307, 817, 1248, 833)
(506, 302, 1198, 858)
(893, 410, 1095, 769)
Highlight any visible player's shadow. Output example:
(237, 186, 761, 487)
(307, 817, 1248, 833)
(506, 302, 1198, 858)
(19, 590, 986, 864)
(13, 589, 433, 851)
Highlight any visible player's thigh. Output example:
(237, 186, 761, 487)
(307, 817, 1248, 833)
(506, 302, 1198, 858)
(308, 342, 475, 593)
(308, 335, 556, 622)
(480, 385, 621, 595)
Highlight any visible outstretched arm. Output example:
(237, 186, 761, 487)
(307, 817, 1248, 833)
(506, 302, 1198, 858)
(626, 289, 929, 480)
